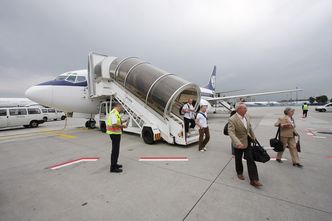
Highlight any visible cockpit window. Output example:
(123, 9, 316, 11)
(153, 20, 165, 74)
(66, 75, 77, 83)
(76, 76, 86, 82)
(55, 75, 68, 80)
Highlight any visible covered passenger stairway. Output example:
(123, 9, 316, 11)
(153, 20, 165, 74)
(88, 52, 201, 145)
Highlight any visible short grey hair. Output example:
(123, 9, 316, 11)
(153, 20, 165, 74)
(235, 102, 246, 110)
(284, 107, 295, 115)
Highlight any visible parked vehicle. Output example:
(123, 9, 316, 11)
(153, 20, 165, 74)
(40, 108, 66, 122)
(315, 103, 332, 112)
(0, 107, 45, 129)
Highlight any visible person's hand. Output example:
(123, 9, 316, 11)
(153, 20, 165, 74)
(237, 143, 245, 149)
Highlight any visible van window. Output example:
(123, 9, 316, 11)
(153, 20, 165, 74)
(28, 108, 41, 114)
(42, 109, 47, 113)
(9, 109, 27, 116)
(0, 109, 7, 116)
(48, 109, 56, 113)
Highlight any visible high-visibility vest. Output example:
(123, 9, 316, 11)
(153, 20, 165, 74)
(303, 104, 309, 111)
(106, 109, 122, 135)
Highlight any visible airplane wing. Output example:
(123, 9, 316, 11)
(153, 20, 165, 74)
(205, 88, 302, 102)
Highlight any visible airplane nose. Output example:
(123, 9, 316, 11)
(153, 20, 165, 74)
(25, 85, 53, 107)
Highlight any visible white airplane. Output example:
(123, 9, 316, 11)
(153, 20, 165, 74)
(0, 98, 38, 107)
(199, 66, 302, 111)
(25, 66, 302, 127)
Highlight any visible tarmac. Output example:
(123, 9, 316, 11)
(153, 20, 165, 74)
(0, 106, 331, 221)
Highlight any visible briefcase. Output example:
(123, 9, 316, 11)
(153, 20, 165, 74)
(270, 127, 284, 152)
(251, 140, 270, 163)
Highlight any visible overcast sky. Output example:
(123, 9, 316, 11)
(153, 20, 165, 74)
(1, 0, 331, 100)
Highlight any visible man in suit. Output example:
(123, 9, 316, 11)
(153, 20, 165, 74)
(228, 102, 262, 187)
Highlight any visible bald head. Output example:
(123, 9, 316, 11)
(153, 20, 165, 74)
(235, 102, 247, 116)
(188, 98, 193, 104)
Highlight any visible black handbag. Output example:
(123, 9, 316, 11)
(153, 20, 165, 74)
(250, 140, 270, 163)
(223, 123, 229, 136)
(270, 127, 284, 152)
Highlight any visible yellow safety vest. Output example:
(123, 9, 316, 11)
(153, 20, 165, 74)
(106, 109, 122, 135)
(303, 104, 309, 111)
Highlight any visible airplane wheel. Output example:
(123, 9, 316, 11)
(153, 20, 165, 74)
(86, 120, 96, 129)
(100, 121, 106, 133)
(142, 127, 155, 145)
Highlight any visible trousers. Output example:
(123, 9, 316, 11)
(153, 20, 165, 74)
(110, 134, 121, 168)
(277, 136, 300, 164)
(234, 145, 259, 181)
(184, 117, 196, 133)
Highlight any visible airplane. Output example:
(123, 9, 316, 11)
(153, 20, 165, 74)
(0, 98, 38, 108)
(25, 67, 302, 128)
(199, 66, 302, 112)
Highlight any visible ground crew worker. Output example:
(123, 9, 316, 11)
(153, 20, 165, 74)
(107, 102, 127, 173)
(302, 102, 309, 118)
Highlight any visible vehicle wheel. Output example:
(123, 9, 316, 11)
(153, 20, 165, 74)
(43, 117, 47, 122)
(61, 116, 66, 120)
(85, 120, 96, 129)
(321, 109, 326, 112)
(100, 121, 106, 133)
(30, 121, 39, 128)
(142, 127, 155, 144)
(23, 125, 30, 128)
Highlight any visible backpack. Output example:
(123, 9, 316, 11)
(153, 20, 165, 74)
(179, 103, 189, 116)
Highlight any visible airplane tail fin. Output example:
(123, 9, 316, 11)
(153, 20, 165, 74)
(204, 65, 216, 92)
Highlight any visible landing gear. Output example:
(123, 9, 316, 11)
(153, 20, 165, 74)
(85, 119, 96, 129)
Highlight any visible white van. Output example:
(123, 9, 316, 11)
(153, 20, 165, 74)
(315, 103, 332, 112)
(0, 107, 45, 129)
(40, 108, 66, 122)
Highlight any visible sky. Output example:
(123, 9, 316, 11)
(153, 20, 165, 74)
(1, 0, 331, 101)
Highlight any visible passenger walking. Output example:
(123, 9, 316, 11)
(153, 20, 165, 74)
(228, 103, 262, 188)
(107, 102, 127, 173)
(302, 102, 309, 118)
(182, 98, 196, 137)
(196, 104, 210, 152)
(274, 107, 303, 167)
(230, 110, 237, 155)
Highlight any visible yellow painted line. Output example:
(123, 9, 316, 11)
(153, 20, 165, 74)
(44, 131, 76, 139)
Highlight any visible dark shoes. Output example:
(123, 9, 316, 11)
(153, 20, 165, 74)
(276, 159, 282, 163)
(110, 164, 123, 173)
(115, 164, 123, 169)
(237, 174, 245, 180)
(293, 163, 303, 168)
(250, 180, 263, 188)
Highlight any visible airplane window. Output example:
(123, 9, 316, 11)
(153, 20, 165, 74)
(0, 109, 7, 116)
(76, 76, 86, 82)
(66, 75, 77, 83)
(9, 109, 27, 116)
(28, 108, 41, 114)
(55, 73, 71, 80)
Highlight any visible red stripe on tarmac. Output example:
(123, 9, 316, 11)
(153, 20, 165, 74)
(140, 157, 188, 159)
(48, 157, 100, 169)
(326, 156, 332, 159)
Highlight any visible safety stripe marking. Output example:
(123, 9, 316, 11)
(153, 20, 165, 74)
(242, 158, 287, 161)
(139, 157, 188, 161)
(48, 157, 100, 170)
